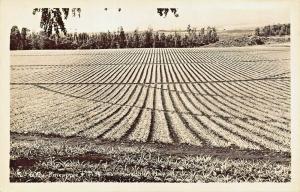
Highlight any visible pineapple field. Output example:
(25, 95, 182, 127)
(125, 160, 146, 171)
(10, 46, 291, 182)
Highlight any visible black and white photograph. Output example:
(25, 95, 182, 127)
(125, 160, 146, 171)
(0, 0, 300, 191)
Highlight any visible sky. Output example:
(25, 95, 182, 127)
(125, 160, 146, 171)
(6, 0, 291, 33)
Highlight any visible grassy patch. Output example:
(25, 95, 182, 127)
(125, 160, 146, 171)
(10, 134, 291, 182)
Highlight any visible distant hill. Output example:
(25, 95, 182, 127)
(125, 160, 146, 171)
(218, 29, 254, 41)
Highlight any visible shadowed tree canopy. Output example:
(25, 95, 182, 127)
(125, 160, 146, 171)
(157, 8, 179, 18)
(33, 8, 81, 37)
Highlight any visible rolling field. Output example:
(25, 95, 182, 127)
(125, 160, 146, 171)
(10, 47, 291, 182)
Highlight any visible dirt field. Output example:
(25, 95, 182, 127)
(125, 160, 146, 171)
(10, 46, 291, 182)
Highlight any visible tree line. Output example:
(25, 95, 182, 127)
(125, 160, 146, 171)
(254, 23, 290, 37)
(10, 25, 219, 50)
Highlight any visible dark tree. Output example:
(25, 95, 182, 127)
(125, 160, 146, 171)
(29, 32, 41, 49)
(32, 8, 81, 37)
(211, 27, 218, 43)
(187, 24, 192, 34)
(38, 31, 56, 49)
(170, 8, 179, 17)
(157, 8, 169, 17)
(10, 26, 22, 50)
(174, 32, 180, 47)
(153, 32, 160, 48)
(143, 28, 153, 48)
(262, 25, 271, 36)
(133, 29, 140, 48)
(119, 27, 126, 48)
(21, 28, 31, 50)
(157, 8, 165, 17)
(255, 27, 260, 36)
(160, 33, 166, 47)
(256, 23, 290, 37)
